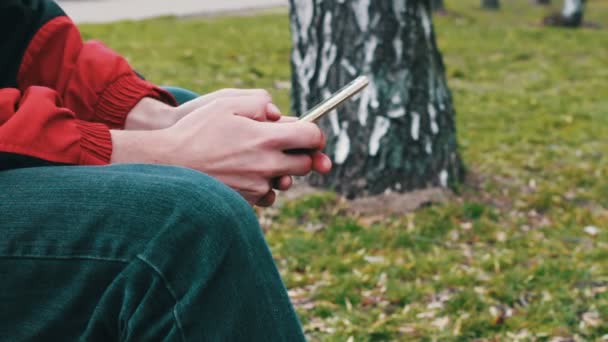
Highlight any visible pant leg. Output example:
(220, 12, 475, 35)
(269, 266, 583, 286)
(0, 164, 305, 341)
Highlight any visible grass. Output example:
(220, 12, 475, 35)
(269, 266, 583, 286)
(81, 0, 608, 340)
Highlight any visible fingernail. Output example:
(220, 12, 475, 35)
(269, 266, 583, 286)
(324, 156, 333, 170)
(267, 103, 281, 115)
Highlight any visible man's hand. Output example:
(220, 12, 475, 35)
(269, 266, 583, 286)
(125, 89, 281, 130)
(112, 94, 332, 207)
(172, 89, 283, 123)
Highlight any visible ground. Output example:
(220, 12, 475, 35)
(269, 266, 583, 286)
(81, 0, 608, 340)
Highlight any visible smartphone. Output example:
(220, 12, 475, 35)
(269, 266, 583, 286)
(299, 76, 369, 123)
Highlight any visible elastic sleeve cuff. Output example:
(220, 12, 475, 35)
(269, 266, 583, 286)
(94, 73, 177, 129)
(76, 120, 113, 165)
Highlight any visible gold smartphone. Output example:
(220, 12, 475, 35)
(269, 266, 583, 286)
(299, 76, 369, 123)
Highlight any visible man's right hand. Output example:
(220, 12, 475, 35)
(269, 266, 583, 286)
(110, 93, 332, 206)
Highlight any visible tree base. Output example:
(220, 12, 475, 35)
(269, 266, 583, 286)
(276, 178, 452, 216)
(542, 12, 583, 27)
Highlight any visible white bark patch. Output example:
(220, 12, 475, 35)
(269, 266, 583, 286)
(393, 34, 403, 62)
(370, 13, 381, 27)
(440, 170, 449, 188)
(392, 1, 407, 19)
(358, 76, 376, 126)
(364, 35, 379, 66)
(293, 1, 314, 43)
(329, 111, 340, 136)
(425, 137, 433, 155)
(563, 0, 583, 17)
(318, 13, 337, 86)
(411, 112, 421, 141)
(292, 47, 317, 115)
(392, 0, 406, 60)
(352, 0, 371, 32)
(341, 59, 357, 76)
(428, 103, 439, 134)
(358, 85, 371, 126)
(335, 122, 351, 165)
(369, 116, 391, 157)
(388, 108, 406, 119)
(323, 90, 341, 135)
(419, 4, 432, 40)
(391, 93, 401, 104)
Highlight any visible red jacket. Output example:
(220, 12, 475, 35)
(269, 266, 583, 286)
(0, 0, 176, 170)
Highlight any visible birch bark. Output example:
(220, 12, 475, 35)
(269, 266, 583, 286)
(289, 1, 464, 198)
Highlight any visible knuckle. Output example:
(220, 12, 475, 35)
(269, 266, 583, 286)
(208, 98, 225, 109)
(255, 89, 272, 101)
(314, 127, 324, 144)
(263, 135, 281, 148)
(254, 156, 277, 178)
(258, 167, 275, 179)
(297, 156, 313, 175)
(256, 183, 271, 196)
(302, 124, 323, 147)
(217, 88, 238, 96)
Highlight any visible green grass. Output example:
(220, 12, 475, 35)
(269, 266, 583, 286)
(81, 0, 608, 340)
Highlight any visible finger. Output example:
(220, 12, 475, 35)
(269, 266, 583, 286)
(278, 116, 298, 123)
(215, 95, 273, 121)
(256, 190, 277, 207)
(262, 121, 324, 151)
(312, 151, 332, 174)
(178, 89, 271, 114)
(272, 175, 293, 191)
(273, 153, 314, 177)
(266, 103, 282, 122)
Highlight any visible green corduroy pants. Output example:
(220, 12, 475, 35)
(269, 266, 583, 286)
(0, 88, 306, 341)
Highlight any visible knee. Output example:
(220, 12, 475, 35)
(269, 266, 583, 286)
(104, 164, 259, 232)
(126, 166, 271, 297)
(138, 167, 268, 281)
(154, 166, 261, 239)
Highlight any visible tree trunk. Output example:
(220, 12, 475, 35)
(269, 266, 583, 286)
(561, 0, 585, 26)
(431, 0, 445, 12)
(543, 0, 585, 27)
(289, 1, 464, 199)
(481, 0, 500, 10)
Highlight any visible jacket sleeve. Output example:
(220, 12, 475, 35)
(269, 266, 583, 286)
(0, 0, 175, 170)
(0, 87, 112, 170)
(17, 3, 176, 129)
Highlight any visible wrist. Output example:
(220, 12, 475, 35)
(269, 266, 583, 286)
(110, 129, 171, 164)
(124, 97, 178, 130)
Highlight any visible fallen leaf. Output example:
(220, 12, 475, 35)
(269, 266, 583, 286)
(398, 325, 417, 335)
(345, 297, 353, 312)
(364, 255, 386, 264)
(432, 316, 450, 331)
(460, 222, 473, 230)
(416, 311, 436, 319)
(549, 337, 575, 342)
(305, 222, 325, 233)
(581, 311, 602, 328)
(584, 225, 600, 236)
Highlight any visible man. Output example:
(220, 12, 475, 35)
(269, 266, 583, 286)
(0, 0, 331, 340)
